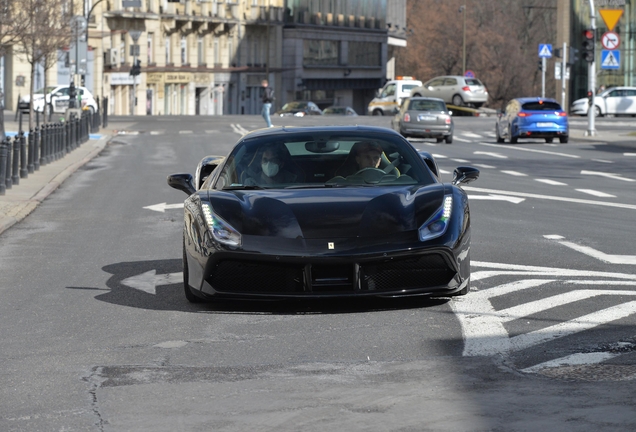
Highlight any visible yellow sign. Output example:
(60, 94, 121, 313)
(147, 73, 164, 84)
(165, 73, 191, 83)
(599, 9, 623, 32)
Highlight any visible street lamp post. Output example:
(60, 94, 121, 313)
(586, 0, 597, 136)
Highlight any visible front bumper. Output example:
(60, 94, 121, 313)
(402, 124, 452, 138)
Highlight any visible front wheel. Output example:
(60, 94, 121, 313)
(594, 105, 602, 117)
(559, 136, 569, 143)
(545, 137, 553, 143)
(510, 136, 518, 144)
(372, 109, 384, 116)
(452, 94, 464, 106)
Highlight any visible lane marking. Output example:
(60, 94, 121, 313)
(150, 131, 164, 135)
(461, 132, 483, 138)
(121, 270, 184, 295)
(474, 164, 496, 169)
(453, 137, 471, 143)
(144, 202, 185, 213)
(535, 179, 568, 186)
(544, 235, 636, 265)
(592, 159, 613, 163)
(468, 194, 525, 204)
(463, 186, 636, 210)
(179, 130, 193, 134)
(501, 170, 527, 176)
(451, 158, 471, 163)
(439, 169, 451, 175)
(432, 154, 448, 158)
(625, 153, 636, 157)
(581, 170, 635, 182)
(479, 142, 581, 159)
(521, 352, 619, 373)
(576, 189, 616, 198)
(473, 151, 507, 159)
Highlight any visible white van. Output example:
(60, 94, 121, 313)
(367, 77, 423, 116)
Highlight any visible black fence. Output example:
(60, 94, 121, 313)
(0, 107, 104, 196)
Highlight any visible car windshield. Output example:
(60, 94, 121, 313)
(35, 86, 57, 94)
(281, 102, 307, 110)
(522, 101, 562, 111)
(409, 100, 446, 111)
(324, 107, 345, 114)
(214, 131, 435, 190)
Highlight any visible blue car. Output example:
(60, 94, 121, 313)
(495, 97, 569, 144)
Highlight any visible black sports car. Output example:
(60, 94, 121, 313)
(168, 126, 479, 303)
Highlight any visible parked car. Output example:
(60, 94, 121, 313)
(367, 76, 423, 116)
(167, 125, 479, 302)
(391, 97, 454, 143)
(570, 86, 636, 117)
(276, 101, 323, 117)
(30, 85, 99, 115)
(496, 97, 568, 144)
(410, 76, 488, 108)
(323, 106, 358, 116)
(17, 86, 57, 112)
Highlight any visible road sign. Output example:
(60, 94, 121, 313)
(599, 9, 623, 32)
(601, 50, 620, 69)
(128, 30, 142, 42)
(538, 44, 552, 58)
(601, 31, 620, 50)
(464, 70, 475, 78)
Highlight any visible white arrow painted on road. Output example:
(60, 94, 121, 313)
(544, 234, 636, 265)
(468, 194, 525, 204)
(143, 202, 184, 213)
(120, 270, 184, 295)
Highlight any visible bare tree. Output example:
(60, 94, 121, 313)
(13, 0, 71, 130)
(397, 0, 558, 109)
(0, 0, 30, 138)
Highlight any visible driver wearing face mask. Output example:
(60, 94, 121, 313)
(244, 143, 297, 185)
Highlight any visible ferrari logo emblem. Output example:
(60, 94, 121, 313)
(328, 242, 335, 250)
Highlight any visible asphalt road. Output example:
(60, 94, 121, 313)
(1, 114, 635, 431)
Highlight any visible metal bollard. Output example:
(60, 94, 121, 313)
(19, 131, 28, 179)
(33, 127, 40, 171)
(4, 137, 12, 189)
(39, 125, 47, 167)
(12, 135, 20, 185)
(27, 129, 35, 173)
(0, 139, 7, 195)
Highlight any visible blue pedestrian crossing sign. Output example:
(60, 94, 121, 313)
(538, 44, 552, 58)
(601, 50, 620, 69)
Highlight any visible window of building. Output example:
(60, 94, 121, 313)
(197, 36, 204, 65)
(303, 40, 339, 66)
(213, 38, 220, 66)
(147, 32, 154, 64)
(120, 34, 126, 65)
(165, 35, 171, 64)
(181, 36, 187, 64)
(348, 41, 380, 66)
(228, 39, 234, 66)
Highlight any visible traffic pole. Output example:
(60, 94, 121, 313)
(586, 0, 597, 136)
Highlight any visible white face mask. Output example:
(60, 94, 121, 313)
(261, 161, 280, 178)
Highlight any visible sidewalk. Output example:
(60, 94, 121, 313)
(0, 111, 111, 236)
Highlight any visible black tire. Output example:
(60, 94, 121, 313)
(559, 136, 569, 143)
(372, 109, 384, 116)
(436, 137, 444, 143)
(473, 102, 484, 108)
(444, 134, 453, 144)
(594, 105, 602, 117)
(412, 93, 422, 97)
(452, 94, 464, 106)
(510, 136, 518, 144)
(545, 137, 553, 143)
(183, 242, 205, 303)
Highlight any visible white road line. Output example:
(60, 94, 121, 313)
(535, 179, 568, 186)
(205, 130, 220, 134)
(474, 151, 507, 159)
(471, 261, 636, 280)
(473, 279, 555, 298)
(179, 130, 193, 134)
(451, 158, 471, 163)
(576, 189, 616, 198)
(592, 159, 613, 163)
(439, 169, 452, 175)
(479, 142, 581, 159)
(625, 153, 636, 157)
(150, 131, 164, 135)
(461, 132, 483, 138)
(521, 352, 619, 373)
(581, 170, 635, 182)
(453, 136, 472, 143)
(501, 170, 527, 176)
(474, 164, 496, 169)
(432, 154, 448, 158)
(545, 237, 636, 265)
(463, 186, 636, 211)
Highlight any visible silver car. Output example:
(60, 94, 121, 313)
(410, 75, 489, 108)
(391, 97, 454, 143)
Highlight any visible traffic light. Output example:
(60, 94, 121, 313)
(538, 60, 543, 71)
(568, 47, 579, 65)
(130, 59, 141, 76)
(582, 29, 595, 63)
(554, 48, 562, 58)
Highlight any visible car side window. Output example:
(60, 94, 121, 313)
(626, 90, 636, 97)
(427, 79, 445, 87)
(444, 78, 458, 86)
(608, 90, 624, 98)
(383, 84, 396, 97)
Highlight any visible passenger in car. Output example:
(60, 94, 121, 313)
(334, 141, 384, 178)
(242, 143, 298, 185)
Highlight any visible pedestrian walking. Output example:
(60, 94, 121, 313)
(261, 79, 274, 128)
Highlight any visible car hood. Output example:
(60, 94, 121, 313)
(207, 184, 446, 239)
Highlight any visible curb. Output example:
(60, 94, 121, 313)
(0, 134, 111, 236)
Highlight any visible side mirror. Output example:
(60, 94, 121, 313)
(452, 166, 480, 185)
(167, 173, 196, 195)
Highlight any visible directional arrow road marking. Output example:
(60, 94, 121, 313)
(121, 270, 184, 295)
(544, 234, 636, 265)
(468, 194, 525, 204)
(143, 202, 184, 213)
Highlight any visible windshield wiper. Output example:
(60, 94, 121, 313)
(285, 184, 346, 189)
(222, 185, 266, 190)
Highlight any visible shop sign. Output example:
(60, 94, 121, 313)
(165, 73, 191, 83)
(194, 73, 211, 84)
(147, 73, 164, 84)
(110, 72, 140, 85)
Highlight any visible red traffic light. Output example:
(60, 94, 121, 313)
(583, 29, 594, 40)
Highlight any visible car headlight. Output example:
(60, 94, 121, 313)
(202, 203, 242, 247)
(294, 112, 305, 117)
(419, 195, 452, 241)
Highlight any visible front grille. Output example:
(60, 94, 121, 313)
(210, 261, 303, 293)
(361, 254, 455, 291)
(311, 264, 355, 292)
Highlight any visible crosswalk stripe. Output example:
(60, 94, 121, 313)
(576, 189, 616, 198)
(521, 352, 619, 373)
